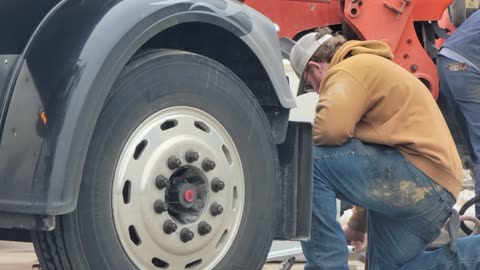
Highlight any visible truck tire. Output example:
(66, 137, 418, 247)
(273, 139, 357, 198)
(32, 50, 279, 270)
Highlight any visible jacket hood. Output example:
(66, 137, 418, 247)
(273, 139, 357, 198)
(330, 40, 394, 66)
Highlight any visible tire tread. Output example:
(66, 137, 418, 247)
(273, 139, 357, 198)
(33, 217, 74, 269)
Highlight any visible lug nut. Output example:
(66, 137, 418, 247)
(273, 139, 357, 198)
(202, 158, 216, 171)
(168, 156, 182, 170)
(210, 203, 224, 216)
(198, 221, 212, 236)
(210, 178, 225, 192)
(180, 228, 194, 242)
(185, 151, 200, 163)
(163, 220, 178, 234)
(155, 175, 169, 189)
(154, 200, 169, 214)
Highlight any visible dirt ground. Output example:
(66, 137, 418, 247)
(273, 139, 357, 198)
(0, 241, 37, 270)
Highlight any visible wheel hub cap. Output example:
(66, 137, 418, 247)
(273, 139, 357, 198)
(112, 106, 245, 270)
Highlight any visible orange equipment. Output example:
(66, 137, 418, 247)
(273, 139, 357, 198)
(245, 0, 457, 98)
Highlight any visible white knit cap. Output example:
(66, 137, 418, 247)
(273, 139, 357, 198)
(290, 33, 333, 78)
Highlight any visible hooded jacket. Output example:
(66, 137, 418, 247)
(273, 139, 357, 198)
(314, 41, 462, 232)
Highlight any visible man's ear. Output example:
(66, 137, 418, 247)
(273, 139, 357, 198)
(307, 61, 321, 69)
(318, 62, 330, 73)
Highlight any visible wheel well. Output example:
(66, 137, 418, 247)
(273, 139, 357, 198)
(139, 22, 281, 108)
(137, 22, 290, 144)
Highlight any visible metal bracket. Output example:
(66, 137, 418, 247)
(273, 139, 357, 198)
(384, 0, 411, 18)
(432, 21, 450, 40)
(348, 0, 361, 18)
(0, 211, 55, 231)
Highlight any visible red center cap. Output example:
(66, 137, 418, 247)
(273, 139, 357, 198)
(184, 189, 195, 202)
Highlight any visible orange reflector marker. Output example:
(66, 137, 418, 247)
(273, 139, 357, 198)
(39, 111, 47, 125)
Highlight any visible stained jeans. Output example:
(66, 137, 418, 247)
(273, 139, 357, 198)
(438, 55, 480, 215)
(302, 139, 480, 270)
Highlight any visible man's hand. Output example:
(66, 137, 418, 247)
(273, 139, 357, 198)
(342, 224, 367, 250)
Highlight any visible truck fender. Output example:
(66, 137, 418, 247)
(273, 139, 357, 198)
(0, 0, 294, 215)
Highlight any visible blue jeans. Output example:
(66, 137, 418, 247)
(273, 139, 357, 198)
(302, 139, 480, 270)
(438, 55, 480, 215)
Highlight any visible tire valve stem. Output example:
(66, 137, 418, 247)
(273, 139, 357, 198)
(154, 200, 169, 214)
(210, 203, 224, 216)
(185, 151, 200, 163)
(163, 220, 178, 234)
(155, 175, 169, 189)
(180, 228, 194, 242)
(198, 221, 212, 236)
(168, 156, 182, 170)
(202, 158, 216, 171)
(210, 178, 225, 192)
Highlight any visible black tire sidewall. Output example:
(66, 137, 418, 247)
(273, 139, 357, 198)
(75, 51, 278, 270)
